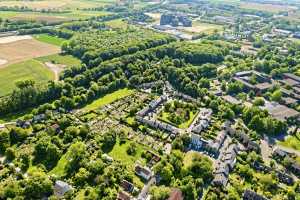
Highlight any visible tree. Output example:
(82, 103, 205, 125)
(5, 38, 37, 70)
(74, 168, 90, 186)
(5, 147, 16, 161)
(271, 90, 282, 102)
(150, 186, 171, 200)
(126, 142, 137, 156)
(33, 137, 62, 170)
(0, 130, 10, 153)
(22, 170, 53, 199)
(253, 97, 265, 106)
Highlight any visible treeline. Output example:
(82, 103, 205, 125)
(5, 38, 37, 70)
(0, 6, 71, 14)
(19, 27, 73, 39)
(0, 20, 43, 33)
(62, 29, 175, 66)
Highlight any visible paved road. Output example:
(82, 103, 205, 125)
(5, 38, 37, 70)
(138, 177, 155, 200)
(260, 139, 272, 165)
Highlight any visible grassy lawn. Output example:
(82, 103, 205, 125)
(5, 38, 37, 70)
(82, 88, 134, 111)
(49, 153, 68, 177)
(0, 59, 54, 96)
(278, 132, 300, 151)
(108, 138, 146, 188)
(33, 34, 67, 46)
(36, 54, 81, 67)
(159, 110, 197, 129)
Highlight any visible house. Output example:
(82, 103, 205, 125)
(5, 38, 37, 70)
(243, 190, 268, 200)
(120, 180, 134, 193)
(272, 28, 292, 37)
(212, 173, 228, 187)
(117, 191, 131, 200)
(277, 171, 294, 185)
(135, 165, 152, 181)
(290, 163, 300, 177)
(49, 123, 60, 134)
(33, 114, 46, 123)
(262, 101, 300, 122)
(54, 181, 73, 197)
(168, 189, 183, 200)
(222, 95, 241, 105)
(272, 148, 289, 159)
(283, 73, 300, 84)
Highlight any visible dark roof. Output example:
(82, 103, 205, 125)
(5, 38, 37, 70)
(283, 73, 300, 83)
(120, 180, 134, 193)
(243, 190, 269, 200)
(135, 165, 151, 176)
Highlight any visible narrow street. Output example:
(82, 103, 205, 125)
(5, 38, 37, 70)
(137, 177, 155, 200)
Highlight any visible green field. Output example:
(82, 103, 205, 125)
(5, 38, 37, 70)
(105, 19, 128, 29)
(36, 54, 81, 68)
(0, 59, 54, 97)
(278, 132, 300, 151)
(82, 88, 134, 111)
(34, 34, 67, 46)
(159, 110, 197, 129)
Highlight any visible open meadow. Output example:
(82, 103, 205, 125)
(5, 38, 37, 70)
(0, 59, 54, 96)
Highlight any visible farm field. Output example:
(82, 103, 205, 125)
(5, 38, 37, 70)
(0, 36, 60, 68)
(82, 88, 135, 111)
(239, 2, 298, 13)
(0, 10, 112, 22)
(0, 0, 115, 10)
(33, 34, 67, 46)
(0, 59, 54, 96)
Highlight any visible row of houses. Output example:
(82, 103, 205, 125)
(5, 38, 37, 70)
(136, 116, 180, 134)
(212, 144, 239, 187)
(191, 108, 213, 134)
(252, 161, 294, 185)
(137, 95, 167, 117)
(273, 148, 300, 178)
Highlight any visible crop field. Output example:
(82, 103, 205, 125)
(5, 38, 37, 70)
(240, 2, 298, 13)
(0, 59, 54, 96)
(0, 0, 115, 10)
(33, 34, 67, 46)
(0, 36, 60, 68)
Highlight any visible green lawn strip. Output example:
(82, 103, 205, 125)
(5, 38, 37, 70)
(33, 34, 67, 46)
(0, 59, 54, 97)
(277, 132, 300, 151)
(82, 88, 134, 111)
(36, 54, 81, 68)
(49, 152, 69, 177)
